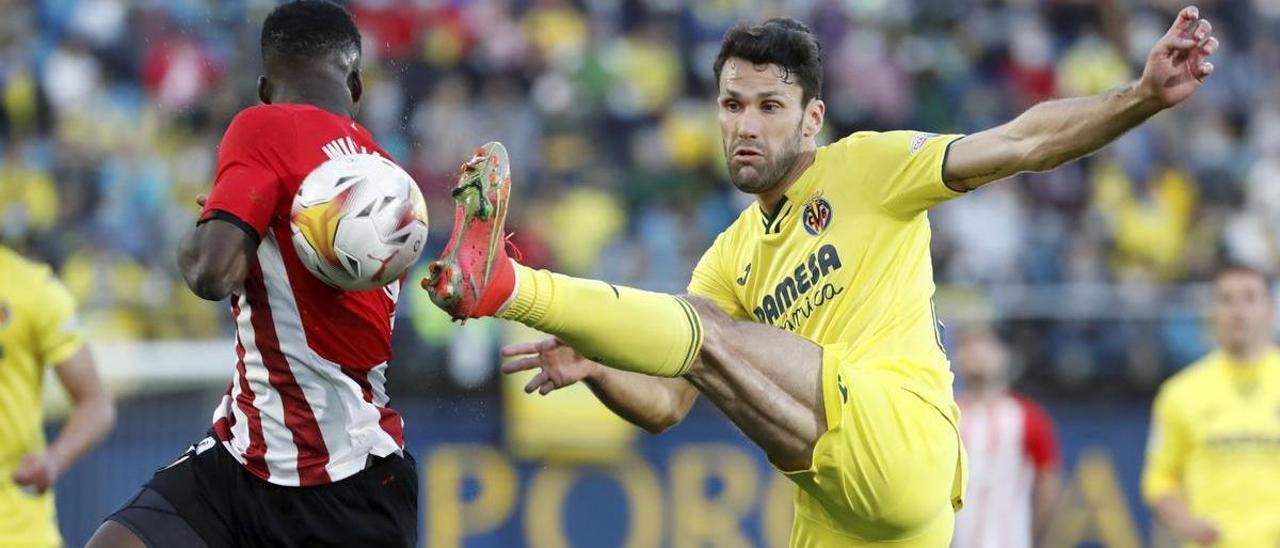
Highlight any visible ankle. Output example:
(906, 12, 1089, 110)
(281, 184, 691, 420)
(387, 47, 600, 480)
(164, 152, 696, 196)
(473, 257, 517, 317)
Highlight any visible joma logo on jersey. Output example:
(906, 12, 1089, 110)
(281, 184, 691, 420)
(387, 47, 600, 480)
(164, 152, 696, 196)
(802, 195, 833, 236)
(753, 244, 842, 324)
(736, 263, 751, 286)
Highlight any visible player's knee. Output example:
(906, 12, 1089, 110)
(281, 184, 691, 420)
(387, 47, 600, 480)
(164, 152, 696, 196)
(86, 520, 148, 548)
(681, 295, 732, 360)
(682, 294, 728, 321)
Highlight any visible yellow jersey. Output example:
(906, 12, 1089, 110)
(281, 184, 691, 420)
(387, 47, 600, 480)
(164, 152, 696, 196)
(689, 131, 967, 545)
(688, 130, 964, 419)
(1142, 349, 1280, 548)
(0, 247, 84, 548)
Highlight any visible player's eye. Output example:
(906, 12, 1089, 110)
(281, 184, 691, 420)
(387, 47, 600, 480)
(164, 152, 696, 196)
(762, 101, 782, 112)
(723, 100, 742, 113)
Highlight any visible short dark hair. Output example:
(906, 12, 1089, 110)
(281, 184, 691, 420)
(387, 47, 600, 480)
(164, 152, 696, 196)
(261, 1, 361, 67)
(1214, 262, 1273, 290)
(713, 18, 823, 105)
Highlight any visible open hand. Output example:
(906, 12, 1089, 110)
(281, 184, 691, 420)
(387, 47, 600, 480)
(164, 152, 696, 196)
(500, 337, 600, 395)
(1139, 6, 1219, 108)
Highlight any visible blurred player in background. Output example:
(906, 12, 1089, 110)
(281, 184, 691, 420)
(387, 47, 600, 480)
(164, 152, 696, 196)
(430, 7, 1218, 545)
(87, 2, 417, 547)
(0, 246, 115, 548)
(951, 327, 1062, 548)
(1143, 265, 1280, 547)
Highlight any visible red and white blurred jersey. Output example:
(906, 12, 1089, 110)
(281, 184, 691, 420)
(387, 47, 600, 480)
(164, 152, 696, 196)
(953, 393, 1060, 548)
(199, 104, 405, 487)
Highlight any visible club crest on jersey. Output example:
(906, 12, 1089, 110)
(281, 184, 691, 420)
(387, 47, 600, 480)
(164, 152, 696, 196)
(802, 194, 833, 236)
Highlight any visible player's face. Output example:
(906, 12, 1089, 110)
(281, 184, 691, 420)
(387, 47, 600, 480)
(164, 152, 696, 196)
(1211, 271, 1275, 353)
(954, 332, 1008, 386)
(717, 59, 821, 194)
(957, 332, 1003, 386)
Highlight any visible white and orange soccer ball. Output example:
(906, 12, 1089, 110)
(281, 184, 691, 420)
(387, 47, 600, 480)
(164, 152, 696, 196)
(290, 153, 429, 291)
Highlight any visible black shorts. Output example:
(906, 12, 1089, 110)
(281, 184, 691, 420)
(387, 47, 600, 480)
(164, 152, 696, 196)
(105, 433, 418, 548)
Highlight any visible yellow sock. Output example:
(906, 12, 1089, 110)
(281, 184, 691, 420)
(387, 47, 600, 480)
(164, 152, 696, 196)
(500, 263, 702, 377)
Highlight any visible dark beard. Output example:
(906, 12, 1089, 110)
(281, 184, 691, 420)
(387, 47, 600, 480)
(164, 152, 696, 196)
(726, 127, 803, 195)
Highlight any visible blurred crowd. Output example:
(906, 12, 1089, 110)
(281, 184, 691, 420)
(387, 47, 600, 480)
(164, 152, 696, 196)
(2, 0, 1279, 394)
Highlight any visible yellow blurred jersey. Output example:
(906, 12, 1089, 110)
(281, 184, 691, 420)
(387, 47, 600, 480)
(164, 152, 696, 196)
(689, 131, 967, 545)
(1143, 349, 1280, 547)
(0, 247, 83, 548)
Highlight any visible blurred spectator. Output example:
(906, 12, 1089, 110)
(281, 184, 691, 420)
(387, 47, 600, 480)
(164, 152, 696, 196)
(1142, 265, 1280, 547)
(0, 140, 58, 241)
(41, 40, 102, 117)
(953, 326, 1064, 548)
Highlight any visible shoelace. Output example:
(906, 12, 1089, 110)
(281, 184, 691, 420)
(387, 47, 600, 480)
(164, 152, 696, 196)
(503, 231, 524, 263)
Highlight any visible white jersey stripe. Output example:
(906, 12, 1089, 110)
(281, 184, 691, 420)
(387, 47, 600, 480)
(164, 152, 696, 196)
(368, 363, 391, 406)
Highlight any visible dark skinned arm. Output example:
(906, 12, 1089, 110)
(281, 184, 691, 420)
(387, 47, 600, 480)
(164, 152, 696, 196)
(178, 199, 260, 301)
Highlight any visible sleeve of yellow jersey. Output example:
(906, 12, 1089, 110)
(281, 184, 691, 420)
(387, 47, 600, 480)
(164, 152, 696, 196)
(1141, 381, 1189, 504)
(842, 130, 967, 217)
(687, 231, 752, 320)
(33, 270, 84, 367)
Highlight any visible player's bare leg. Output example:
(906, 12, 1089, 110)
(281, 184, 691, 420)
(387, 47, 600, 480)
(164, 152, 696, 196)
(424, 141, 828, 470)
(679, 296, 827, 472)
(424, 142, 702, 377)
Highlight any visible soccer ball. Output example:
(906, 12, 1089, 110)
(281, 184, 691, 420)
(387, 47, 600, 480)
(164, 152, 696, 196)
(290, 153, 429, 291)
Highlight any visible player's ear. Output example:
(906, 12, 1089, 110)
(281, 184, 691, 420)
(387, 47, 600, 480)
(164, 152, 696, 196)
(804, 98, 825, 139)
(348, 69, 363, 105)
(258, 75, 272, 104)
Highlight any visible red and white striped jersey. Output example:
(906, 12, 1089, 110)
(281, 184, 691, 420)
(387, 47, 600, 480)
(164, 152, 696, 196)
(953, 392, 1060, 548)
(199, 104, 406, 487)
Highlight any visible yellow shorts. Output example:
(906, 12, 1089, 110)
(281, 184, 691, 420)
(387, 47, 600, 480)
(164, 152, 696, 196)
(782, 346, 967, 547)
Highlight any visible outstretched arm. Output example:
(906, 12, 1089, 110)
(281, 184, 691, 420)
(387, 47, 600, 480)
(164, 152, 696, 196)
(501, 338, 699, 433)
(943, 6, 1218, 191)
